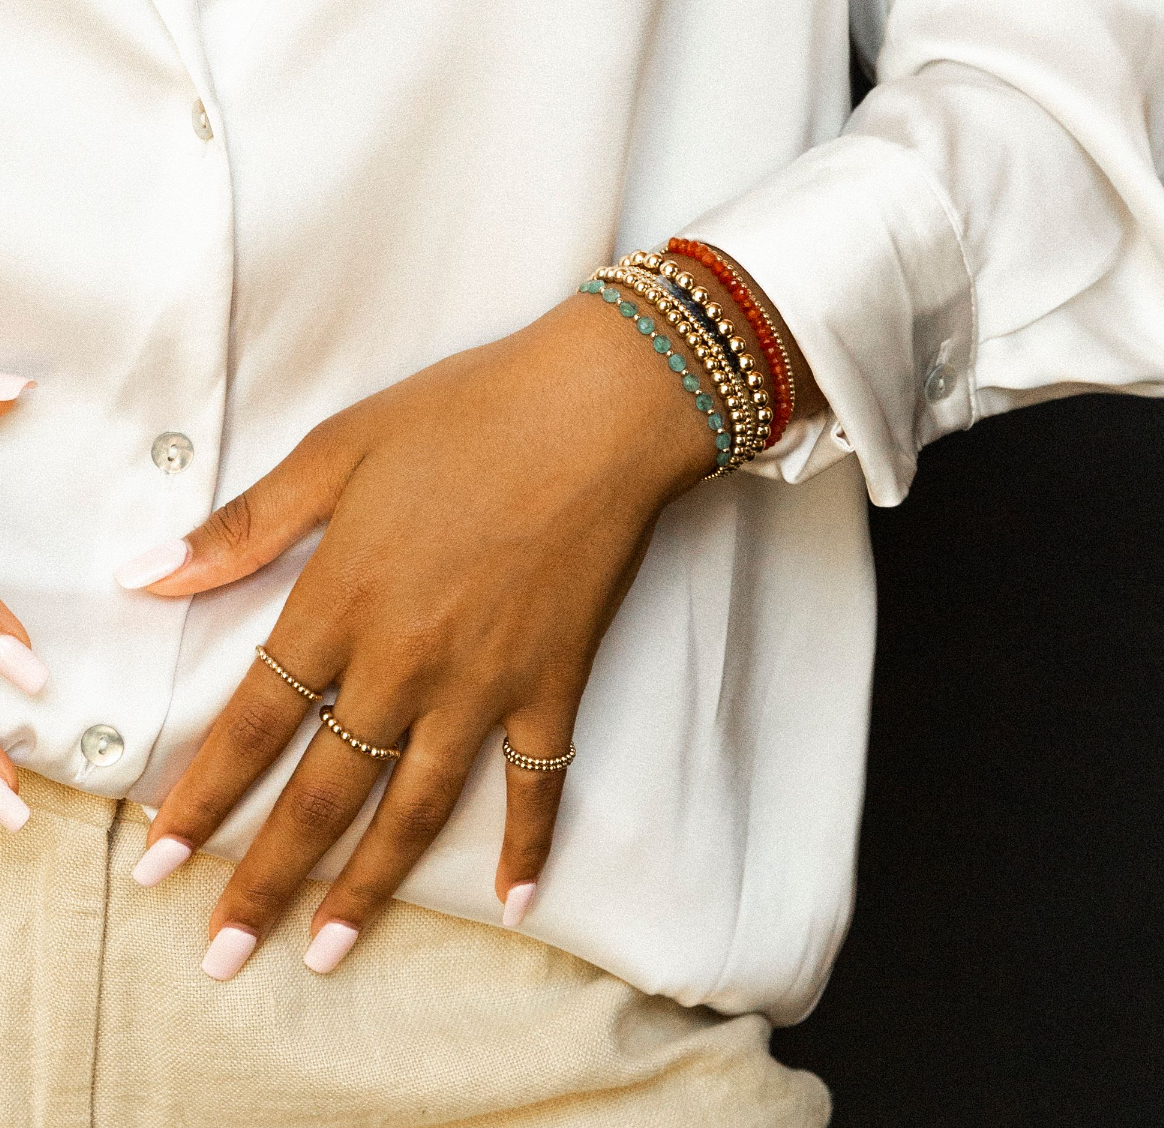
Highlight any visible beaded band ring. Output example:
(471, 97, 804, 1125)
(503, 735, 577, 773)
(254, 644, 324, 703)
(318, 707, 403, 761)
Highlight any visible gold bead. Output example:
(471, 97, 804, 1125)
(746, 372, 763, 389)
(754, 390, 769, 406)
(716, 319, 733, 337)
(757, 407, 774, 423)
(645, 288, 660, 302)
(728, 336, 746, 354)
(675, 271, 694, 290)
(633, 280, 647, 293)
(614, 268, 627, 281)
(632, 251, 646, 266)
(619, 254, 633, 267)
(730, 409, 745, 422)
(705, 302, 722, 320)
(726, 396, 740, 409)
(666, 310, 681, 324)
(739, 355, 755, 372)
(690, 286, 709, 305)
(695, 345, 708, 359)
(677, 321, 691, 334)
(703, 358, 717, 372)
(660, 260, 678, 279)
(645, 253, 662, 269)
(657, 297, 672, 311)
(686, 333, 701, 347)
(717, 382, 733, 398)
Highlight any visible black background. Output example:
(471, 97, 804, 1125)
(769, 395, 1164, 1125)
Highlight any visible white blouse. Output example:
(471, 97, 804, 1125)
(1, 0, 1161, 1024)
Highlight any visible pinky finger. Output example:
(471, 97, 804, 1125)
(494, 707, 573, 929)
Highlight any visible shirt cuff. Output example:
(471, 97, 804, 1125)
(681, 132, 976, 506)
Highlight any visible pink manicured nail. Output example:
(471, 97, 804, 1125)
(0, 634, 49, 695)
(201, 926, 258, 981)
(0, 374, 35, 401)
(114, 538, 190, 589)
(132, 836, 192, 887)
(502, 881, 537, 928)
(0, 779, 30, 833)
(304, 922, 359, 974)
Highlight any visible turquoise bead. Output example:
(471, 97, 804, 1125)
(619, 301, 637, 318)
(707, 412, 724, 430)
(586, 279, 603, 293)
(715, 432, 732, 451)
(682, 374, 700, 392)
(668, 354, 686, 372)
(652, 335, 671, 354)
(601, 287, 620, 303)
(716, 450, 731, 466)
(636, 316, 655, 335)
(578, 283, 588, 293)
(694, 392, 714, 411)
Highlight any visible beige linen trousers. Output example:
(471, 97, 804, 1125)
(0, 770, 831, 1127)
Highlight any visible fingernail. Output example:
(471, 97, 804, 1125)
(502, 881, 537, 929)
(304, 921, 359, 974)
(201, 926, 258, 981)
(0, 634, 49, 695)
(132, 836, 192, 887)
(0, 779, 30, 833)
(114, 538, 190, 589)
(0, 374, 35, 401)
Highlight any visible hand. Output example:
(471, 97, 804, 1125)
(120, 287, 720, 979)
(0, 374, 45, 833)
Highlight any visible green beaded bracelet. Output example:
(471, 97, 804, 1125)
(578, 277, 733, 472)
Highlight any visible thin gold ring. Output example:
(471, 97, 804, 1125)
(502, 735, 576, 773)
(319, 707, 403, 761)
(255, 644, 323, 703)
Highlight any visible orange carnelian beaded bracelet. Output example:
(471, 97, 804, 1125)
(666, 238, 795, 449)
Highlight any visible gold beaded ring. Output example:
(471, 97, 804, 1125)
(502, 735, 577, 773)
(318, 707, 403, 761)
(254, 644, 323, 703)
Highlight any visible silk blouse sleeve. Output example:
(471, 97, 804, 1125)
(683, 0, 1164, 506)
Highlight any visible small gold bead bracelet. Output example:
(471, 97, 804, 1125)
(318, 708, 403, 761)
(254, 644, 323, 703)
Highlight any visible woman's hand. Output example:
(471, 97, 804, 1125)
(119, 289, 720, 979)
(0, 374, 45, 833)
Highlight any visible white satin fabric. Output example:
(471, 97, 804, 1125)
(1, 0, 1161, 1024)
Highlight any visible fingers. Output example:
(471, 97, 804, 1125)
(200, 669, 413, 979)
(493, 705, 573, 927)
(113, 418, 363, 597)
(0, 597, 48, 696)
(0, 373, 35, 420)
(304, 711, 490, 973)
(137, 607, 345, 882)
(0, 748, 28, 833)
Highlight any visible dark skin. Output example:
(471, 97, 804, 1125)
(75, 251, 820, 976)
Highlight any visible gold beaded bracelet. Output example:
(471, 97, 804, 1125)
(614, 265, 761, 469)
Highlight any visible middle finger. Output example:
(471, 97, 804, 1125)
(200, 668, 412, 979)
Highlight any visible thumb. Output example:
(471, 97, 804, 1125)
(114, 420, 362, 596)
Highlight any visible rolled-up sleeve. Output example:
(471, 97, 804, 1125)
(684, 0, 1164, 506)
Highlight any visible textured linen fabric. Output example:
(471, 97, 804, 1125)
(2, 0, 1163, 1026)
(0, 770, 831, 1128)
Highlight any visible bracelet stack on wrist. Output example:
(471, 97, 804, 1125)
(579, 242, 796, 478)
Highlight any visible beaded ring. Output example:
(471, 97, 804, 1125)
(578, 276, 736, 476)
(254, 644, 323, 703)
(666, 238, 795, 448)
(318, 707, 403, 761)
(502, 735, 577, 773)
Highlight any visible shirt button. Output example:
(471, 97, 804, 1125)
(152, 432, 194, 474)
(924, 362, 954, 403)
(80, 724, 125, 767)
(192, 99, 214, 141)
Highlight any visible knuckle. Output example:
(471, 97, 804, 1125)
(335, 878, 388, 917)
(284, 780, 353, 837)
(505, 836, 552, 876)
(224, 696, 287, 752)
(387, 796, 448, 846)
(231, 875, 285, 918)
(207, 493, 254, 553)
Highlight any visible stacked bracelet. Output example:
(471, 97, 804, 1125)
(665, 238, 795, 448)
(614, 265, 760, 470)
(578, 276, 737, 476)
